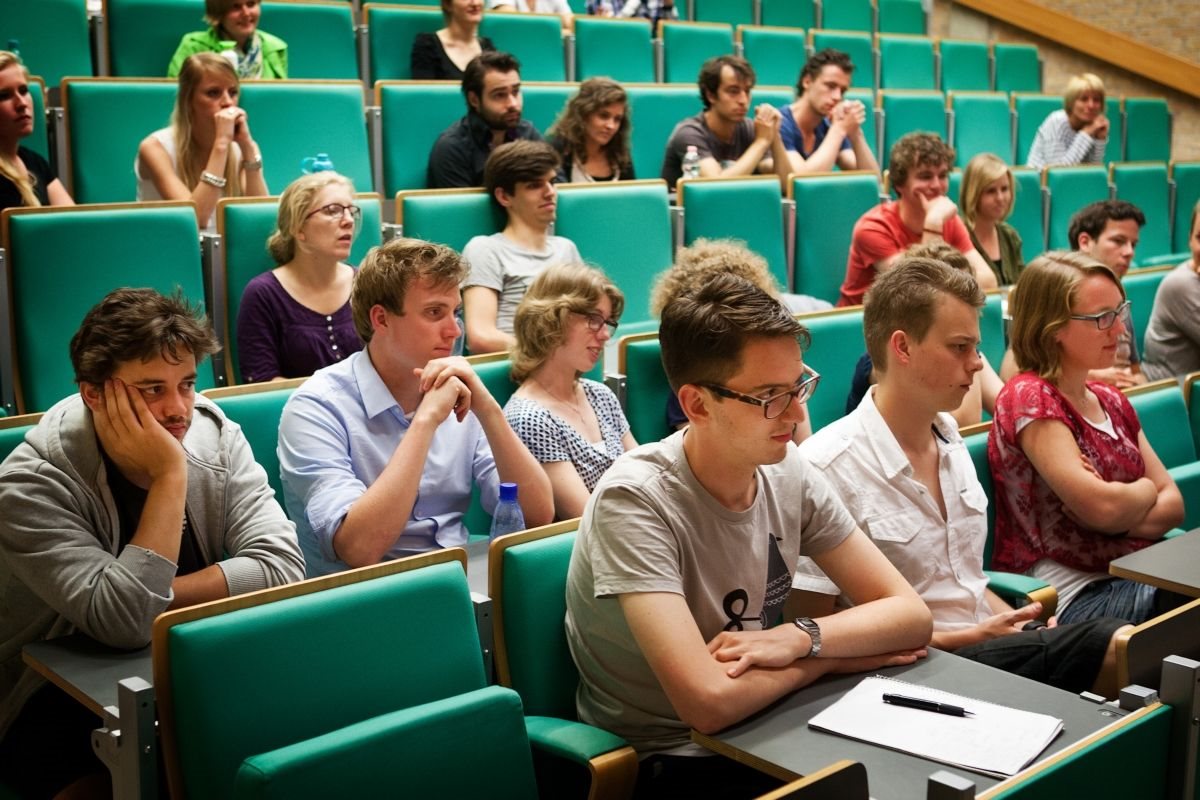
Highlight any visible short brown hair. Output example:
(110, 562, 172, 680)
(904, 240, 971, 274)
(798, 48, 854, 94)
(698, 55, 755, 111)
(864, 257, 984, 372)
(510, 264, 625, 383)
(1067, 200, 1145, 249)
(660, 273, 807, 392)
(351, 238, 467, 343)
(1008, 250, 1124, 381)
(650, 238, 781, 317)
(70, 288, 220, 386)
(205, 0, 256, 26)
(484, 140, 561, 211)
(888, 132, 954, 191)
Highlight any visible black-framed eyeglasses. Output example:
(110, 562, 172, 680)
(1069, 300, 1130, 331)
(306, 203, 362, 223)
(700, 367, 821, 420)
(576, 311, 619, 334)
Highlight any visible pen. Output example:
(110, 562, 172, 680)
(882, 693, 973, 717)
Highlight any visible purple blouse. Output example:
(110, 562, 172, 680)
(236, 271, 362, 383)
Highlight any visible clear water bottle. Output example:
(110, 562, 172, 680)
(300, 153, 335, 174)
(489, 482, 526, 540)
(681, 145, 701, 179)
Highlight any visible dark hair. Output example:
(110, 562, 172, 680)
(71, 288, 220, 386)
(697, 55, 755, 111)
(1067, 200, 1146, 249)
(888, 132, 954, 190)
(546, 77, 633, 178)
(484, 140, 561, 211)
(351, 238, 467, 343)
(462, 51, 521, 102)
(660, 273, 807, 392)
(797, 48, 854, 94)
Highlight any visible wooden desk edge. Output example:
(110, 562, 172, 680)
(691, 730, 802, 784)
(22, 649, 106, 717)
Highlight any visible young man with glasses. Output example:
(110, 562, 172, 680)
(565, 273, 931, 798)
(278, 237, 553, 577)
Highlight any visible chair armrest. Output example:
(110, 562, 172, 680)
(1163, 527, 1189, 539)
(985, 570, 1058, 619)
(524, 715, 627, 762)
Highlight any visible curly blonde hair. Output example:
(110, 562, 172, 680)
(650, 238, 781, 317)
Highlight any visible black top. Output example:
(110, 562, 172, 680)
(426, 110, 543, 189)
(0, 146, 54, 213)
(410, 32, 496, 81)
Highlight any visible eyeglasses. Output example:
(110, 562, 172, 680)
(306, 203, 362, 223)
(577, 311, 619, 334)
(700, 367, 821, 420)
(1069, 300, 1130, 331)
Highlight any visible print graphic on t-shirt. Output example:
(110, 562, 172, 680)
(721, 533, 791, 631)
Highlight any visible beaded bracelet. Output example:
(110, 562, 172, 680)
(200, 170, 227, 189)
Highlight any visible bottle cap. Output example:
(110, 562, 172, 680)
(499, 482, 518, 502)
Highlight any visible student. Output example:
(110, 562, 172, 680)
(168, 0, 287, 79)
(462, 140, 582, 354)
(427, 51, 543, 189)
(838, 132, 996, 307)
(278, 237, 553, 577)
(410, 0, 495, 81)
(779, 48, 879, 176)
(546, 77, 635, 183)
(660, 55, 791, 188)
(1143, 201, 1200, 380)
(0, 51, 74, 212)
(960, 152, 1024, 286)
(794, 257, 1130, 698)
(0, 288, 304, 797)
(565, 273, 931, 798)
(1026, 73, 1108, 170)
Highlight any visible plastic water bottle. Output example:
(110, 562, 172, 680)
(681, 145, 701, 179)
(489, 483, 526, 540)
(300, 153, 335, 174)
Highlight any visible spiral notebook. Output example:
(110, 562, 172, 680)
(807, 675, 1064, 777)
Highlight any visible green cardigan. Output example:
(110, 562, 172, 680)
(167, 28, 288, 79)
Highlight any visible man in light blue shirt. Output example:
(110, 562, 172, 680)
(278, 238, 554, 577)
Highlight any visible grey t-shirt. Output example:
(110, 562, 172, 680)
(1142, 262, 1200, 381)
(660, 113, 757, 187)
(564, 431, 856, 756)
(461, 233, 583, 335)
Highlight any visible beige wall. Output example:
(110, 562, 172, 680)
(932, 0, 1200, 162)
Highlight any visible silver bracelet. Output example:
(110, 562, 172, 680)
(242, 154, 263, 172)
(200, 170, 227, 189)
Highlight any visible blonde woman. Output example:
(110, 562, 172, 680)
(0, 51, 73, 212)
(136, 52, 267, 231)
(504, 264, 636, 519)
(168, 0, 287, 79)
(960, 153, 1024, 286)
(236, 172, 364, 383)
(1026, 73, 1108, 169)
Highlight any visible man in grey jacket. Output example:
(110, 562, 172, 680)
(0, 288, 305, 797)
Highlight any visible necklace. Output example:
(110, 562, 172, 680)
(533, 377, 587, 426)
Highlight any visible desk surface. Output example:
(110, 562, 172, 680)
(1110, 531, 1200, 597)
(694, 649, 1128, 800)
(23, 634, 152, 717)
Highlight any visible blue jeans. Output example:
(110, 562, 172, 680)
(1058, 578, 1161, 625)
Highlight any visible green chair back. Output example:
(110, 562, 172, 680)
(521, 82, 574, 135)
(233, 686, 537, 800)
(752, 85, 795, 110)
(845, 88, 878, 160)
(761, 0, 815, 29)
(877, 34, 935, 90)
(880, 90, 947, 169)
(800, 306, 867, 431)
(738, 25, 807, 89)
(1112, 162, 1171, 264)
(377, 81, 465, 194)
(819, 0, 872, 32)
(693, 0, 754, 26)
(1010, 166, 1045, 262)
(792, 171, 881, 303)
(397, 188, 502, 252)
(204, 380, 304, 503)
(105, 0, 201, 77)
(1044, 165, 1110, 250)
(1105, 96, 1125, 163)
(573, 16, 655, 83)
(261, 1, 358, 80)
(61, 78, 177, 203)
(1124, 380, 1197, 470)
(938, 39, 990, 92)
(961, 424, 997, 567)
(619, 335, 671, 444)
(876, 0, 925, 34)
(1124, 97, 1170, 163)
(363, 3, 442, 82)
(625, 83, 702, 180)
(809, 30, 873, 89)
(2, 203, 212, 414)
(479, 12, 565, 82)
(1122, 267, 1172, 368)
(679, 176, 788, 289)
(1173, 161, 1200, 254)
(660, 21, 735, 84)
(24, 77, 48, 162)
(0, 0, 92, 87)
(947, 167, 962, 208)
(992, 43, 1040, 93)
(1188, 373, 1200, 463)
(980, 291, 1005, 374)
(1013, 93, 1060, 167)
(950, 91, 1012, 167)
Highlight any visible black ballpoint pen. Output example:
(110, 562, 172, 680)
(882, 693, 973, 717)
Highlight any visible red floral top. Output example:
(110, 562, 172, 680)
(988, 373, 1152, 573)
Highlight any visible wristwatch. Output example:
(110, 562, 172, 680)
(793, 617, 822, 658)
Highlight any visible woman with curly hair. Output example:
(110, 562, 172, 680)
(546, 77, 635, 183)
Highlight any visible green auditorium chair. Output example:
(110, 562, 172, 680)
(239, 80, 372, 195)
(480, 11, 565, 82)
(1122, 265, 1171, 355)
(213, 194, 382, 385)
(376, 81, 465, 194)
(574, 16, 655, 83)
(1010, 166, 1046, 263)
(809, 30, 874, 90)
(678, 175, 789, 290)
(363, 3, 442, 82)
(1172, 161, 1200, 255)
(1187, 371, 1200, 460)
(105, 0, 200, 77)
(489, 521, 640, 800)
(938, 39, 990, 93)
(658, 20, 735, 84)
(737, 25, 807, 89)
(818, 0, 872, 33)
(791, 170, 881, 304)
(1044, 164, 1110, 250)
(462, 353, 515, 536)
(203, 378, 307, 504)
(555, 181, 673, 331)
(0, 202, 213, 414)
(1124, 97, 1171, 164)
(1112, 598, 1200, 695)
(753, 85, 796, 110)
(618, 333, 672, 444)
(980, 290, 1005, 375)
(625, 83, 704, 180)
(1012, 92, 1060, 167)
(693, 0, 754, 26)
(521, 82, 575, 134)
(60, 77, 177, 202)
(846, 87, 879, 161)
(992, 42, 1040, 94)
(1111, 162, 1171, 265)
(1105, 95, 1125, 164)
(22, 76, 48, 163)
(761, 0, 815, 29)
(797, 305, 867, 432)
(395, 187, 501, 252)
(876, 0, 926, 34)
(877, 34, 936, 90)
(0, 413, 41, 463)
(878, 89, 947, 169)
(260, 1, 359, 80)
(949, 91, 1013, 167)
(0, 0, 92, 88)
(948, 167, 962, 207)
(1123, 379, 1200, 531)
